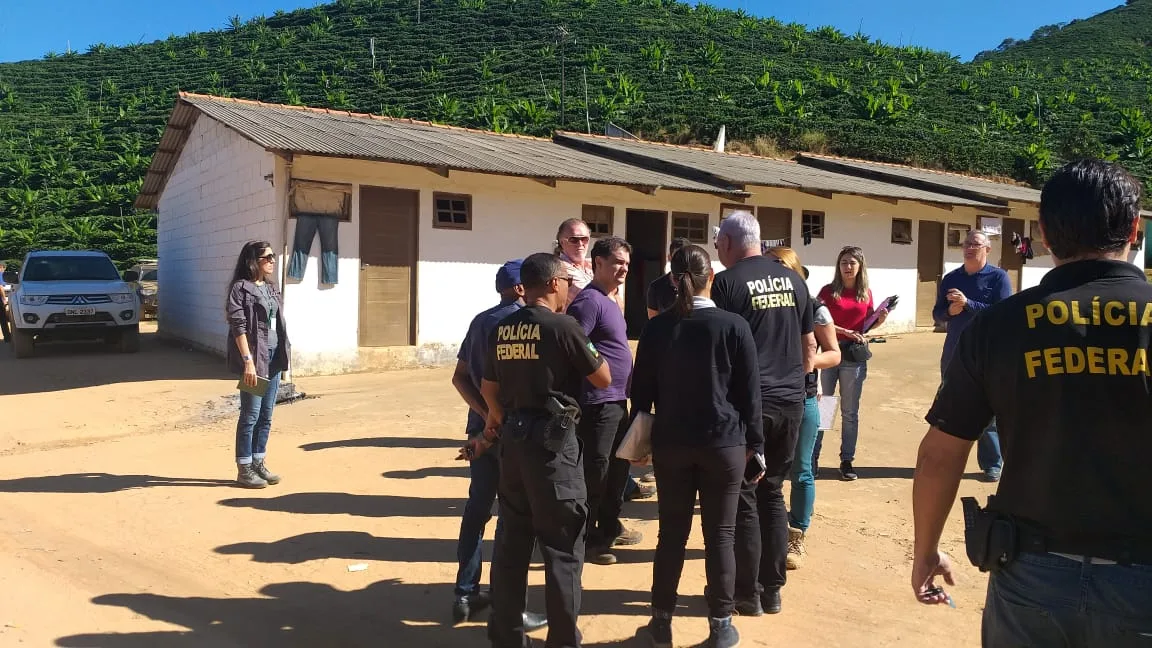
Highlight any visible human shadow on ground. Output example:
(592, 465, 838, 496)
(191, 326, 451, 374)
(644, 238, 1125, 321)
(300, 436, 464, 451)
(814, 466, 986, 481)
(0, 473, 235, 494)
(53, 578, 689, 647)
(217, 492, 464, 518)
(382, 466, 471, 480)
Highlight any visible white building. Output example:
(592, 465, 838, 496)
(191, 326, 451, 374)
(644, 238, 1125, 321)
(136, 93, 1146, 376)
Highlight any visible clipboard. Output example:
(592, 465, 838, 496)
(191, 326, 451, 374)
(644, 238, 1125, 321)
(236, 375, 271, 397)
(860, 295, 899, 334)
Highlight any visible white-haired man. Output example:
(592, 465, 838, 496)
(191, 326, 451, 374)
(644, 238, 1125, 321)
(711, 211, 816, 616)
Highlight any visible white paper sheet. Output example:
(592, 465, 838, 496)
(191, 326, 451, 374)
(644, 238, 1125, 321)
(818, 396, 838, 431)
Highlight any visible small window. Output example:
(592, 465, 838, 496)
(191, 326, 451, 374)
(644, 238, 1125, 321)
(801, 210, 825, 240)
(582, 205, 613, 238)
(1028, 220, 1049, 256)
(720, 204, 748, 221)
(672, 212, 709, 243)
(433, 192, 472, 230)
(891, 218, 913, 245)
(947, 223, 971, 248)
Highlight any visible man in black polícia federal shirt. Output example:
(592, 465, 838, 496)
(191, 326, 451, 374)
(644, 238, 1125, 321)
(467, 252, 611, 648)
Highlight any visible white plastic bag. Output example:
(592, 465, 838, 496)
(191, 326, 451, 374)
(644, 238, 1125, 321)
(616, 411, 653, 463)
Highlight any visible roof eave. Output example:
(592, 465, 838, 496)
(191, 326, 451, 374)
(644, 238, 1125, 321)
(134, 95, 202, 211)
(794, 154, 1017, 208)
(553, 132, 746, 194)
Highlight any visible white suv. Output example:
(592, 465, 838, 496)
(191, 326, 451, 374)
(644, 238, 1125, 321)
(6, 250, 142, 358)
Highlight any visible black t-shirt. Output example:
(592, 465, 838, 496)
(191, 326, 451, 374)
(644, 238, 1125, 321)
(646, 273, 678, 314)
(713, 255, 814, 405)
(483, 304, 604, 410)
(926, 260, 1152, 548)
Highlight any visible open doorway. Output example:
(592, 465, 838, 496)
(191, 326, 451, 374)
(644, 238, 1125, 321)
(999, 218, 1025, 293)
(915, 220, 944, 328)
(625, 209, 667, 338)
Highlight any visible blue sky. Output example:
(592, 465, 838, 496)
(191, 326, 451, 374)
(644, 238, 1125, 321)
(0, 0, 1124, 63)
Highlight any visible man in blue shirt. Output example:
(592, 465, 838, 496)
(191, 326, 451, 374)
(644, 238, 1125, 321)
(450, 260, 545, 631)
(931, 229, 1012, 481)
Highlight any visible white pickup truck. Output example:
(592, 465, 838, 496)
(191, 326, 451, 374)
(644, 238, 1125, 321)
(4, 250, 142, 358)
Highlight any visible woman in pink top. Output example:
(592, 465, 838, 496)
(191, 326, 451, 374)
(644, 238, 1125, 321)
(555, 218, 624, 312)
(815, 246, 887, 482)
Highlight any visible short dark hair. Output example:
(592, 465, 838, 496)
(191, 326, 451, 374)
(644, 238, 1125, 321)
(590, 236, 632, 270)
(668, 237, 690, 256)
(520, 252, 564, 290)
(1040, 159, 1142, 260)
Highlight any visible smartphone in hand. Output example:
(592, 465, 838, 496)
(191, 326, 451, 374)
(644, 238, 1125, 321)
(743, 452, 767, 485)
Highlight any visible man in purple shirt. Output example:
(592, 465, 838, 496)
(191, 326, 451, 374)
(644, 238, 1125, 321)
(567, 236, 643, 566)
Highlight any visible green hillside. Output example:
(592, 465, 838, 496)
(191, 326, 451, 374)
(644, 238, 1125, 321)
(1, 0, 1150, 267)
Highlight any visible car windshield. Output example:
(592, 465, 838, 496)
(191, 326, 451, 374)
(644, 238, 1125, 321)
(141, 269, 157, 281)
(22, 256, 121, 282)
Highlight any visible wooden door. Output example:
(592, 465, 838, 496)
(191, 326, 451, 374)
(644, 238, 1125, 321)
(757, 207, 792, 247)
(359, 186, 418, 347)
(916, 220, 945, 327)
(1000, 218, 1025, 293)
(625, 209, 668, 339)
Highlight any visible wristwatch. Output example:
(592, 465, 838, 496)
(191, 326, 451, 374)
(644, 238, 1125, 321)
(242, 354, 253, 362)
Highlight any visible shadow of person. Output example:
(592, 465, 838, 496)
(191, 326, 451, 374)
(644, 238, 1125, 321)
(300, 437, 464, 451)
(215, 532, 491, 565)
(0, 473, 235, 494)
(382, 466, 471, 480)
(217, 492, 464, 518)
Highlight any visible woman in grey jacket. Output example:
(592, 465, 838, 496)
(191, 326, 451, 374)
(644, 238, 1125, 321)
(226, 241, 291, 488)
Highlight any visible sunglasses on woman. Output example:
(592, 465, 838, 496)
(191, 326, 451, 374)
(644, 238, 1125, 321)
(258, 254, 276, 262)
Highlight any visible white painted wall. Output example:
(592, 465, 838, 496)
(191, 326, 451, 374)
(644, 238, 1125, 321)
(156, 117, 277, 355)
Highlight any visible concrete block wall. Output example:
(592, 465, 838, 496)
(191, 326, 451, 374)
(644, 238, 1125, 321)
(156, 117, 278, 355)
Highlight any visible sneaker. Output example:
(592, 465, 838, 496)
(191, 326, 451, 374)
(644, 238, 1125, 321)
(252, 459, 281, 485)
(640, 470, 657, 484)
(839, 461, 858, 481)
(644, 613, 673, 648)
(587, 547, 618, 565)
(613, 527, 644, 546)
(236, 463, 268, 489)
(451, 591, 491, 624)
(733, 593, 763, 617)
(705, 616, 741, 648)
(625, 482, 657, 501)
(785, 527, 806, 570)
(761, 588, 782, 615)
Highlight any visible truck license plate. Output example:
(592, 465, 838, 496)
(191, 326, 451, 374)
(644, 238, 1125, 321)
(65, 307, 96, 316)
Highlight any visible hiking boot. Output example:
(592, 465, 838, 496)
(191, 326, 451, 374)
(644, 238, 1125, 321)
(587, 546, 618, 565)
(625, 481, 657, 501)
(733, 593, 763, 617)
(252, 459, 281, 485)
(761, 588, 782, 614)
(644, 612, 673, 648)
(613, 527, 644, 546)
(705, 615, 741, 648)
(640, 470, 657, 484)
(236, 463, 268, 488)
(451, 591, 491, 624)
(786, 526, 806, 570)
(839, 461, 858, 481)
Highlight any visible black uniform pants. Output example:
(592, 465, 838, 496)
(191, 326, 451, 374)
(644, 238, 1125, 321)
(735, 402, 804, 599)
(651, 444, 744, 619)
(489, 417, 587, 648)
(576, 401, 629, 548)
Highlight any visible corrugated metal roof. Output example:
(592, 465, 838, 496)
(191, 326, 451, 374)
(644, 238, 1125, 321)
(795, 154, 1043, 205)
(553, 132, 1003, 209)
(135, 93, 744, 209)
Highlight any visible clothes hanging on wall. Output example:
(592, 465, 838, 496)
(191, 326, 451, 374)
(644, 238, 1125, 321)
(288, 213, 340, 284)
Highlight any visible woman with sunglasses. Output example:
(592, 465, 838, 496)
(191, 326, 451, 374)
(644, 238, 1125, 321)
(815, 246, 886, 482)
(555, 218, 625, 312)
(766, 247, 841, 569)
(226, 241, 291, 488)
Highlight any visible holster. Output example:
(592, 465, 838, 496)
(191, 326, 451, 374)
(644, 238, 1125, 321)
(541, 396, 580, 453)
(961, 496, 1019, 572)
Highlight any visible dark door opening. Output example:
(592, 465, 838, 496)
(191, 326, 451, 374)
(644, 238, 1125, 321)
(999, 218, 1025, 294)
(625, 209, 667, 339)
(916, 220, 945, 328)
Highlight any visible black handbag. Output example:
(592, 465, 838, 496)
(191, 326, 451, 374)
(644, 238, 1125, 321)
(840, 340, 872, 363)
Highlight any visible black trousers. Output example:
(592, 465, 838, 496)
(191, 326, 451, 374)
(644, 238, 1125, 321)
(0, 301, 9, 343)
(576, 401, 630, 548)
(489, 416, 587, 648)
(651, 444, 744, 619)
(735, 402, 805, 598)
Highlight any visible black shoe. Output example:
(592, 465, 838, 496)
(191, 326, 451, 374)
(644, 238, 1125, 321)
(839, 461, 858, 481)
(522, 611, 548, 632)
(705, 616, 741, 648)
(451, 591, 491, 624)
(644, 614, 673, 648)
(733, 593, 763, 617)
(762, 588, 782, 614)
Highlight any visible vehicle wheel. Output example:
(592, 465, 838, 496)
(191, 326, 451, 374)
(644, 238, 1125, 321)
(12, 329, 35, 358)
(118, 326, 140, 353)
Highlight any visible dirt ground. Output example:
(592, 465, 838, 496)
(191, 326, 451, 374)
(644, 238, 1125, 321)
(0, 324, 997, 647)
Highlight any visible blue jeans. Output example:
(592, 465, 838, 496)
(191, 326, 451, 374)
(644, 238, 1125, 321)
(788, 396, 820, 532)
(940, 366, 1002, 475)
(235, 371, 281, 463)
(984, 552, 1152, 646)
(287, 213, 339, 284)
(818, 360, 867, 463)
(455, 443, 505, 597)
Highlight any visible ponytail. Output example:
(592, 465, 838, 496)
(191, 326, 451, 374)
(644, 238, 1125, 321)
(670, 244, 712, 317)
